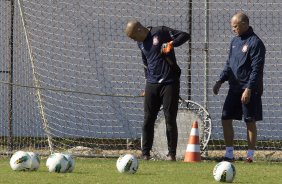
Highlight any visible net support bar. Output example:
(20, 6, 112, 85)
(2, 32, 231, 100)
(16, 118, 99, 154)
(17, 0, 54, 154)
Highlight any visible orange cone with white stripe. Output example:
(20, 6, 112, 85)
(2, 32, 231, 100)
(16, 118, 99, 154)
(184, 121, 201, 162)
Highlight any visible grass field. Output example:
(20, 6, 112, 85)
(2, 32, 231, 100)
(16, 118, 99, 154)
(0, 157, 281, 184)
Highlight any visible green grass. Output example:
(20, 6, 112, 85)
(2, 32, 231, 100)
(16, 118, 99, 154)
(0, 158, 281, 184)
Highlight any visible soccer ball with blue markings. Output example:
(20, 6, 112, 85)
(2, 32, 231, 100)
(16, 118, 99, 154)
(213, 161, 236, 183)
(116, 154, 138, 174)
(10, 151, 32, 171)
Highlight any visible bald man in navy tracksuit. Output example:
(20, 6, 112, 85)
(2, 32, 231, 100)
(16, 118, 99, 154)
(213, 12, 265, 163)
(125, 20, 190, 161)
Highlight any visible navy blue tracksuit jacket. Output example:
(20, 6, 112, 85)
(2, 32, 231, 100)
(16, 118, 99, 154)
(218, 27, 266, 95)
(137, 26, 190, 84)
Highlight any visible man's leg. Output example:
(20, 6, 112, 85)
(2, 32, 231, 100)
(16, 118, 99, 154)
(142, 83, 161, 158)
(246, 121, 257, 161)
(220, 89, 242, 161)
(142, 111, 158, 157)
(246, 121, 257, 149)
(243, 91, 261, 162)
(222, 119, 234, 160)
(222, 119, 234, 147)
(162, 82, 179, 160)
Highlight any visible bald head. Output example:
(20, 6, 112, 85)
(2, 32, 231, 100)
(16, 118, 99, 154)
(232, 12, 249, 26)
(125, 20, 149, 42)
(231, 12, 250, 36)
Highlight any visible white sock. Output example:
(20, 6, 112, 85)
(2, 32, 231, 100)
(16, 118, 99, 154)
(247, 150, 254, 159)
(225, 146, 234, 158)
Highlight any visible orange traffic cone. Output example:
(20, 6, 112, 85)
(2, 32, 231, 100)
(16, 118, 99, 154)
(184, 121, 201, 162)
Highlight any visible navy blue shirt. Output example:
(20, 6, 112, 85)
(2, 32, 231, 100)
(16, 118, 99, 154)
(137, 26, 190, 84)
(218, 27, 265, 94)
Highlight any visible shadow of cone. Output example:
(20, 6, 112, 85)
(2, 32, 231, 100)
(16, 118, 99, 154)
(184, 121, 201, 162)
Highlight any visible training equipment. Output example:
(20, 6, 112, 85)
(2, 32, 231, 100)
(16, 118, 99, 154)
(116, 154, 138, 174)
(0, 1, 282, 161)
(184, 121, 201, 162)
(10, 151, 31, 171)
(27, 152, 40, 171)
(153, 98, 211, 160)
(63, 154, 75, 172)
(213, 161, 236, 183)
(46, 153, 69, 173)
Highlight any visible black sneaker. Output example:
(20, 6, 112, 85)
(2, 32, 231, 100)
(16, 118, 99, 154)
(216, 157, 235, 162)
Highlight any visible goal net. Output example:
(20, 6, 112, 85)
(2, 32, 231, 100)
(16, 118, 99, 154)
(0, 0, 282, 161)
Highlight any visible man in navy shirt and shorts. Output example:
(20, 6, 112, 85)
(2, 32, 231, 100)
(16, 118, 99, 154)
(125, 20, 190, 161)
(213, 12, 266, 163)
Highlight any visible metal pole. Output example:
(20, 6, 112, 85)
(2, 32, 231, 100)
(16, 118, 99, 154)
(187, 0, 192, 100)
(203, 0, 210, 157)
(204, 0, 209, 110)
(8, 0, 15, 154)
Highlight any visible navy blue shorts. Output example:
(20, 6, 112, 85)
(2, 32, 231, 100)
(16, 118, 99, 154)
(221, 89, 263, 123)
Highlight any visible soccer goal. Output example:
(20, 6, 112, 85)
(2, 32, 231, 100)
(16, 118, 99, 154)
(1, 0, 282, 161)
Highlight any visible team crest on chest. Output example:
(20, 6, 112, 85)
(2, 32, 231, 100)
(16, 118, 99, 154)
(242, 44, 248, 52)
(153, 36, 159, 45)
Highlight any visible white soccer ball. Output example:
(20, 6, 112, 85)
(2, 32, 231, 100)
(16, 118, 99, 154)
(27, 152, 40, 171)
(10, 151, 31, 171)
(46, 153, 69, 173)
(213, 161, 236, 183)
(63, 154, 75, 172)
(116, 154, 138, 174)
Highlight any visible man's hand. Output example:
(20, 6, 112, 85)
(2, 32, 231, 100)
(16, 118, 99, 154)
(213, 81, 222, 95)
(161, 41, 173, 54)
(241, 88, 251, 104)
(140, 91, 145, 97)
